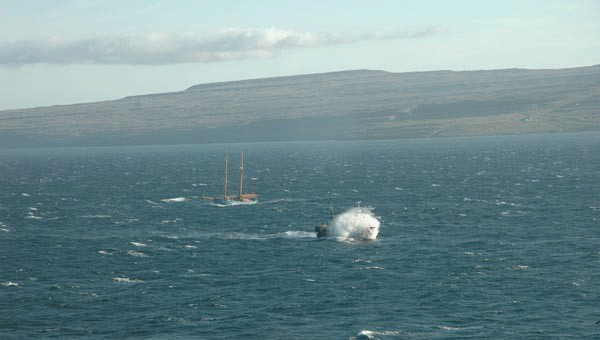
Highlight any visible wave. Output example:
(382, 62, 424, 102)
(162, 197, 187, 203)
(113, 277, 143, 283)
(80, 214, 112, 219)
(207, 200, 258, 207)
(26, 212, 43, 220)
(127, 250, 147, 257)
(355, 329, 403, 339)
(260, 197, 307, 204)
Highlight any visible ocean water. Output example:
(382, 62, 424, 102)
(1, 133, 599, 339)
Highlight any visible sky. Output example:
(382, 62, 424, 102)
(1, 0, 598, 110)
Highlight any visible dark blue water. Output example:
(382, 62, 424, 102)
(1, 133, 599, 339)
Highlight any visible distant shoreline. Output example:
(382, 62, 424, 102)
(2, 65, 599, 148)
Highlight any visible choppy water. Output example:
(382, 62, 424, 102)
(1, 133, 599, 339)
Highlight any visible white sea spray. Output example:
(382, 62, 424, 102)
(325, 207, 380, 240)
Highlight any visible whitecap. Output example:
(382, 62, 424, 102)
(130, 242, 147, 247)
(127, 250, 147, 257)
(113, 277, 142, 283)
(356, 330, 402, 339)
(356, 330, 375, 340)
(0, 282, 19, 287)
(21, 193, 30, 197)
(352, 259, 372, 263)
(162, 197, 187, 203)
(0, 228, 9, 232)
(80, 214, 112, 219)
(27, 213, 42, 220)
(439, 325, 459, 331)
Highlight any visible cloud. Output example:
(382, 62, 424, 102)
(0, 27, 446, 67)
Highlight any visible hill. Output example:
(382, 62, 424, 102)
(1, 65, 599, 147)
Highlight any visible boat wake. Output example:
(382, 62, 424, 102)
(317, 206, 380, 241)
(220, 230, 316, 241)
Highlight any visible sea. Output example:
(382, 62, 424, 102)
(1, 132, 599, 339)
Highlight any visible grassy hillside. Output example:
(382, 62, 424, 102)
(1, 65, 599, 147)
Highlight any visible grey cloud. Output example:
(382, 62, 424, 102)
(0, 27, 446, 66)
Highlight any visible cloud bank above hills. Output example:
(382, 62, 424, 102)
(0, 27, 446, 67)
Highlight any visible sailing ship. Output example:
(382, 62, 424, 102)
(203, 150, 258, 204)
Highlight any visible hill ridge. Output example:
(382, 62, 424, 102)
(1, 65, 599, 147)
